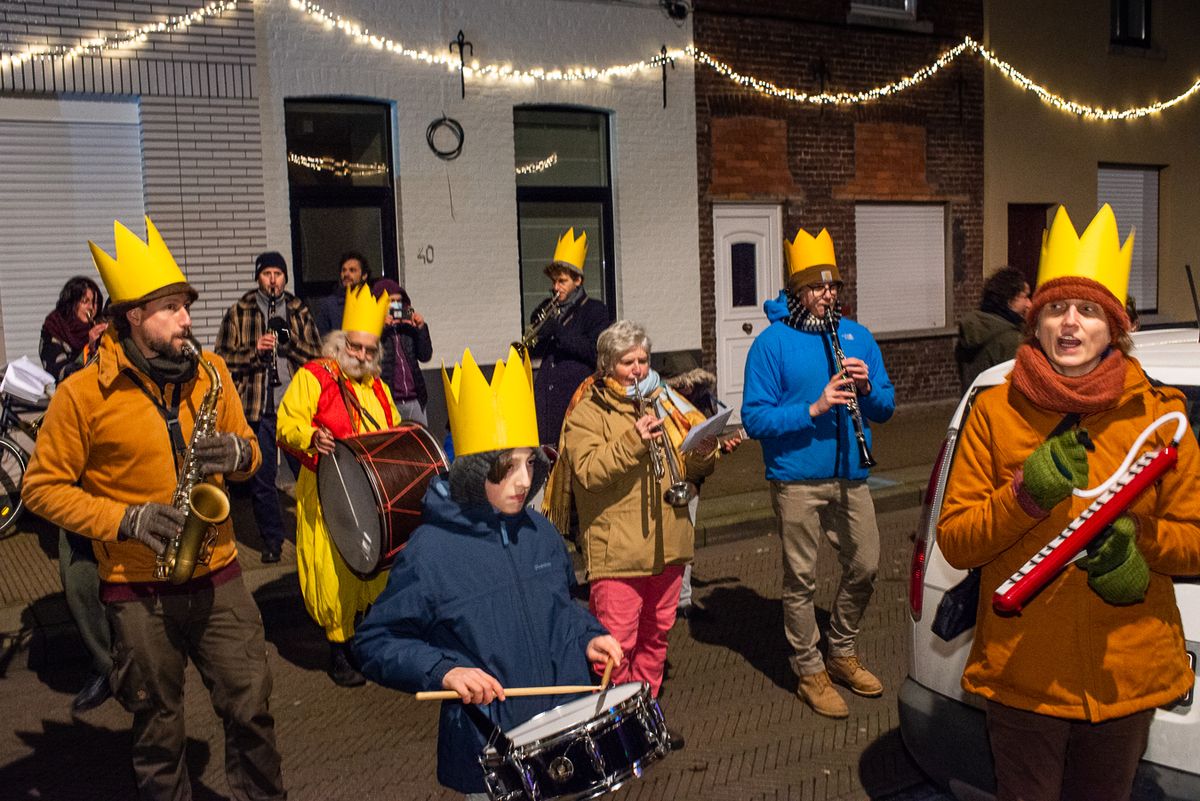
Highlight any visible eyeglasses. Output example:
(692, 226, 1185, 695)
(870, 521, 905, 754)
(806, 282, 841, 296)
(344, 340, 379, 358)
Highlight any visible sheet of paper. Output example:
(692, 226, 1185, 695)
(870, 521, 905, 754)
(1, 356, 55, 403)
(679, 406, 734, 453)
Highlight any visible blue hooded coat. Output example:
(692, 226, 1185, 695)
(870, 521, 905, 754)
(353, 477, 608, 793)
(741, 291, 895, 482)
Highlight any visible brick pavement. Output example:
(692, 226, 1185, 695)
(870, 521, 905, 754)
(0, 506, 928, 801)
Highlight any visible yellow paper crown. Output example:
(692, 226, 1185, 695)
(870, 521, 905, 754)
(341, 284, 390, 337)
(1036, 204, 1134, 304)
(785, 228, 838, 274)
(87, 217, 189, 304)
(551, 227, 588, 272)
(442, 346, 539, 457)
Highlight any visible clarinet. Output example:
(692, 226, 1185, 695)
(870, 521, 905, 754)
(267, 294, 281, 388)
(825, 313, 877, 469)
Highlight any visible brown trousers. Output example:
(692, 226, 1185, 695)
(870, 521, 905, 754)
(986, 700, 1153, 801)
(107, 574, 285, 801)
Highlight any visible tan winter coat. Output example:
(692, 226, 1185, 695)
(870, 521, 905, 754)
(938, 358, 1200, 721)
(23, 329, 260, 584)
(564, 381, 715, 580)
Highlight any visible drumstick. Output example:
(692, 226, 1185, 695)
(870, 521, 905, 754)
(415, 685, 601, 701)
(594, 657, 616, 715)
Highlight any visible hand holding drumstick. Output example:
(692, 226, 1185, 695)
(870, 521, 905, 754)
(419, 638, 623, 702)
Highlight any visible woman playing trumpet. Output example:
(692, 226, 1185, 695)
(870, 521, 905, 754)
(549, 320, 717, 737)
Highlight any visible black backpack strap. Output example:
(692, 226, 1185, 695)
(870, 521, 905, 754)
(124, 369, 186, 470)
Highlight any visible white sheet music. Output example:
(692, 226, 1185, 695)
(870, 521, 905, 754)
(679, 406, 734, 454)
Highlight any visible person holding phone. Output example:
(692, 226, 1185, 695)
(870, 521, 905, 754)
(373, 278, 432, 425)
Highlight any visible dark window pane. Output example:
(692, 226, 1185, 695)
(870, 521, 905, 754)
(514, 109, 609, 188)
(731, 242, 758, 307)
(296, 207, 384, 286)
(517, 201, 606, 323)
(285, 101, 391, 188)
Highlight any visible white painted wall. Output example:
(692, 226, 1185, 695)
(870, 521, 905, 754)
(256, 0, 701, 365)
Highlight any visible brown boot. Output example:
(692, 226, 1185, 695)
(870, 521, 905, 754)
(827, 654, 883, 698)
(796, 671, 849, 719)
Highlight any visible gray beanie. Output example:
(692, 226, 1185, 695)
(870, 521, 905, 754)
(447, 448, 552, 511)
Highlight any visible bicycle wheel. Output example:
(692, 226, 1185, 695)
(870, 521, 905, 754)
(0, 437, 27, 538)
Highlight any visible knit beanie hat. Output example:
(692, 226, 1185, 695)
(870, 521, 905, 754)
(1026, 276, 1130, 341)
(447, 447, 552, 511)
(255, 251, 288, 281)
(372, 278, 409, 305)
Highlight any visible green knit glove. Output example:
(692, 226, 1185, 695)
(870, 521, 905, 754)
(1082, 515, 1149, 605)
(1021, 429, 1090, 511)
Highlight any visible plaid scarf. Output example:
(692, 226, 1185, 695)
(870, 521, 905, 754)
(785, 291, 840, 333)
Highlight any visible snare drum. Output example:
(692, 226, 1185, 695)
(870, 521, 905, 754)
(317, 424, 448, 578)
(480, 682, 670, 801)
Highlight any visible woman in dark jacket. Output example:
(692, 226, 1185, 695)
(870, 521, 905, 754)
(373, 278, 432, 425)
(39, 275, 107, 382)
(955, 267, 1031, 392)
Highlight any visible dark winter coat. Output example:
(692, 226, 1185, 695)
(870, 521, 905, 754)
(955, 308, 1022, 392)
(379, 320, 432, 406)
(530, 292, 611, 445)
(353, 477, 607, 793)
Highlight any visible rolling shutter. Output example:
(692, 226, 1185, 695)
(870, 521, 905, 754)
(0, 98, 145, 365)
(1098, 166, 1158, 312)
(855, 203, 946, 333)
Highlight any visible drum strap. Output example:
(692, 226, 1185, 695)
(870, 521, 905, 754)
(463, 702, 514, 757)
(335, 376, 381, 432)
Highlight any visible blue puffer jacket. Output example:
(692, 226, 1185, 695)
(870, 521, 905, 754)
(354, 477, 607, 793)
(741, 291, 895, 482)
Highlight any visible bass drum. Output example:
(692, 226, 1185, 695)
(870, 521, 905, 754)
(317, 423, 449, 578)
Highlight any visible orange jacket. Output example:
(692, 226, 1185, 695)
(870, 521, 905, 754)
(938, 358, 1200, 721)
(23, 330, 260, 584)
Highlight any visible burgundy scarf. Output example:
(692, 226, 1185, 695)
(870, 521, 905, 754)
(42, 308, 91, 352)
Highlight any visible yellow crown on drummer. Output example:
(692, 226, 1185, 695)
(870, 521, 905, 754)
(88, 217, 189, 304)
(442, 346, 539, 457)
(341, 284, 390, 337)
(1037, 204, 1134, 304)
(552, 227, 588, 272)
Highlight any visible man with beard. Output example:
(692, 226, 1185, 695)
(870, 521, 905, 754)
(741, 227, 894, 720)
(22, 217, 285, 800)
(528, 228, 611, 447)
(277, 284, 401, 686)
(216, 251, 322, 563)
(313, 250, 371, 336)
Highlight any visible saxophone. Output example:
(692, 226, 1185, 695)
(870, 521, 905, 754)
(154, 338, 232, 584)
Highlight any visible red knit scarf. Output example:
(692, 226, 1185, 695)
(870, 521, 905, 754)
(1010, 343, 1126, 414)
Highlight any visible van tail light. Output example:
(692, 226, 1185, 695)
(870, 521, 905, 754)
(909, 431, 957, 621)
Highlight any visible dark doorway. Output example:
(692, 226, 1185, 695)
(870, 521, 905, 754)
(1007, 203, 1053, 286)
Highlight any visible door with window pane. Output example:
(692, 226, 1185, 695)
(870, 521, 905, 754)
(714, 204, 783, 423)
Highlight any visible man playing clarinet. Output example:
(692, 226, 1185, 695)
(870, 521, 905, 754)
(741, 227, 894, 719)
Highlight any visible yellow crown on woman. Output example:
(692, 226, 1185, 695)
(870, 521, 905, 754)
(341, 284, 390, 337)
(1037, 204, 1134, 304)
(88, 217, 189, 304)
(442, 346, 539, 457)
(551, 227, 588, 272)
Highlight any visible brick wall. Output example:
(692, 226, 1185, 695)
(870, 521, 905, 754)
(694, 0, 984, 404)
(0, 1, 264, 346)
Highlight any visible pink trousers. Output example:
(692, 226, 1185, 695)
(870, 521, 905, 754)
(588, 565, 684, 697)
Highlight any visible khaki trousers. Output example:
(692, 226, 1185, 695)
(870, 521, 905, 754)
(771, 479, 879, 676)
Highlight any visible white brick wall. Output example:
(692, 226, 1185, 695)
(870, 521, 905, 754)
(256, 0, 701, 364)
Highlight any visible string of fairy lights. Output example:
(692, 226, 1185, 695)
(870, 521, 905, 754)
(515, 153, 558, 176)
(287, 152, 388, 177)
(3, 0, 1199, 122)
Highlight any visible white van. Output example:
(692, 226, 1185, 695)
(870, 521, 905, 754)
(899, 328, 1200, 801)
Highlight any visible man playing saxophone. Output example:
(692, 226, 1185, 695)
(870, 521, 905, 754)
(23, 217, 286, 801)
(741, 227, 894, 720)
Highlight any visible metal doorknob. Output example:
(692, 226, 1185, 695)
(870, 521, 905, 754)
(742, 322, 753, 334)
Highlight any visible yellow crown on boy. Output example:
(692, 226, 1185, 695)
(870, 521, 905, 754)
(784, 228, 837, 277)
(1037, 204, 1134, 304)
(341, 284, 390, 337)
(551, 227, 588, 272)
(88, 217, 189, 304)
(442, 346, 539, 457)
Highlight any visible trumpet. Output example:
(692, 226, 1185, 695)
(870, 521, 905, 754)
(631, 377, 697, 508)
(513, 293, 564, 355)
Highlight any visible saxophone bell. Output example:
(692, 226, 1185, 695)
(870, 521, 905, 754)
(632, 374, 696, 509)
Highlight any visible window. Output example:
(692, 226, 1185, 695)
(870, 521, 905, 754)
(1098, 165, 1159, 313)
(513, 108, 615, 325)
(855, 204, 946, 333)
(284, 100, 397, 298)
(1112, 0, 1150, 46)
(851, 0, 917, 21)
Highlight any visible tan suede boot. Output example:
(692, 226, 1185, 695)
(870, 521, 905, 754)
(827, 654, 883, 697)
(796, 671, 849, 719)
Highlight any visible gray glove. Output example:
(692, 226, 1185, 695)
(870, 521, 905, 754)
(193, 433, 252, 476)
(118, 503, 186, 556)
